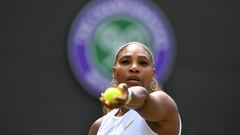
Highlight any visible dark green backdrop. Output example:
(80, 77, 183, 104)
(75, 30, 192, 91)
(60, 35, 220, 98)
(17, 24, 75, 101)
(0, 0, 239, 134)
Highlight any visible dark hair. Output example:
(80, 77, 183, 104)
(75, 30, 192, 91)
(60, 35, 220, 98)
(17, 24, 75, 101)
(114, 42, 154, 66)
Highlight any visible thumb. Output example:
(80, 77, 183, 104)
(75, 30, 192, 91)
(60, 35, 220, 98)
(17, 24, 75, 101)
(117, 83, 128, 97)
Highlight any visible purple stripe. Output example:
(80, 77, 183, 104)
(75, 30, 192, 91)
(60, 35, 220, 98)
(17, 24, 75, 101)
(77, 45, 90, 72)
(155, 50, 165, 80)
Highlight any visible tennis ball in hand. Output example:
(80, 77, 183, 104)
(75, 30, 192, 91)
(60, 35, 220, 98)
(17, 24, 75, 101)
(103, 87, 122, 104)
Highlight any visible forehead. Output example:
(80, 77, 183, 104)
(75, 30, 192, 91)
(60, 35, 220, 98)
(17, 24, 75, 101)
(118, 44, 150, 57)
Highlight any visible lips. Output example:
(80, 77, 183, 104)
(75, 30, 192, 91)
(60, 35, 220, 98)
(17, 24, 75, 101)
(127, 76, 140, 81)
(126, 76, 142, 86)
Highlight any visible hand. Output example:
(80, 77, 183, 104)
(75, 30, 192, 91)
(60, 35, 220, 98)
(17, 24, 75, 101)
(100, 83, 128, 109)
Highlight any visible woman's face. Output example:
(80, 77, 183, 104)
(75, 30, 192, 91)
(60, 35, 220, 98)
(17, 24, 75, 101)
(113, 44, 155, 90)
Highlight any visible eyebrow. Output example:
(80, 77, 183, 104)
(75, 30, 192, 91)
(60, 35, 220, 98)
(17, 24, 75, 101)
(138, 55, 151, 60)
(120, 55, 151, 60)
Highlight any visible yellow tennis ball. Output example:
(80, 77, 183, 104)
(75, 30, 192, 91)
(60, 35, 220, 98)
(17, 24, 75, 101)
(103, 87, 122, 104)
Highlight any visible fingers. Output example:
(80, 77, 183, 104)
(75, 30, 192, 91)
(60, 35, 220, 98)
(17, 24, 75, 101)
(99, 93, 126, 109)
(117, 83, 128, 94)
(117, 83, 128, 90)
(117, 83, 128, 101)
(100, 84, 129, 109)
(113, 95, 126, 104)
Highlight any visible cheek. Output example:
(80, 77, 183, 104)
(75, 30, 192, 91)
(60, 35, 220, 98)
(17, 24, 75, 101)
(142, 70, 154, 81)
(142, 76, 152, 84)
(115, 67, 127, 79)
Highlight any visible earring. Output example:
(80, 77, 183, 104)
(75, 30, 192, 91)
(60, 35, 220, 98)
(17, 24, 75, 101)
(150, 79, 159, 91)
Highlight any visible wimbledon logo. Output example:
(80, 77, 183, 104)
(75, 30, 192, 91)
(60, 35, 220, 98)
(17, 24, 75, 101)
(67, 0, 176, 98)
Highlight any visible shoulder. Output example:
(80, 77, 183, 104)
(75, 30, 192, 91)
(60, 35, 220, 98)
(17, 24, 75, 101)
(150, 91, 181, 134)
(150, 91, 178, 115)
(88, 117, 103, 135)
(138, 90, 179, 122)
(151, 91, 177, 106)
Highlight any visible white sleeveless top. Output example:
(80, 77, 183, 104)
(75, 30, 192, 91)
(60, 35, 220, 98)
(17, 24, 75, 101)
(97, 109, 182, 135)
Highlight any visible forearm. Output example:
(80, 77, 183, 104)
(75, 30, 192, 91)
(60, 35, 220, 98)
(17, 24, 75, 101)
(125, 86, 149, 110)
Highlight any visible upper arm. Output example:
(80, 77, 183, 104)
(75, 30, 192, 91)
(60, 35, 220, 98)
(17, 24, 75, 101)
(88, 117, 103, 135)
(137, 91, 178, 122)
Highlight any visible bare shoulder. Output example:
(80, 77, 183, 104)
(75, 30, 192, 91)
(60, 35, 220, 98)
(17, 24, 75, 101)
(151, 91, 179, 116)
(151, 91, 177, 106)
(138, 90, 179, 122)
(88, 117, 103, 135)
(147, 91, 181, 134)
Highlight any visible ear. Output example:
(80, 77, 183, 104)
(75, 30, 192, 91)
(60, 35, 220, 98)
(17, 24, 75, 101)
(152, 68, 155, 79)
(112, 66, 117, 79)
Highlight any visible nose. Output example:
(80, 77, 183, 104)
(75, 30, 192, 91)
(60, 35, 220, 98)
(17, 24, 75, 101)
(129, 63, 140, 73)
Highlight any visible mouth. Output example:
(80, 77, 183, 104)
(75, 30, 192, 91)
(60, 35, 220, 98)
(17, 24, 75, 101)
(126, 76, 141, 83)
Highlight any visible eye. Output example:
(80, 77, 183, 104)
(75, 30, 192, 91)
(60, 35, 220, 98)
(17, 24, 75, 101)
(120, 60, 130, 65)
(139, 61, 149, 66)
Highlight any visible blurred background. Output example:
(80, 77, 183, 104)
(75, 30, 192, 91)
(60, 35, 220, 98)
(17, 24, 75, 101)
(0, 0, 239, 135)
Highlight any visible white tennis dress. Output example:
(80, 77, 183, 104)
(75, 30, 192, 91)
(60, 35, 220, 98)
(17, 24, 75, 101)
(97, 109, 182, 135)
